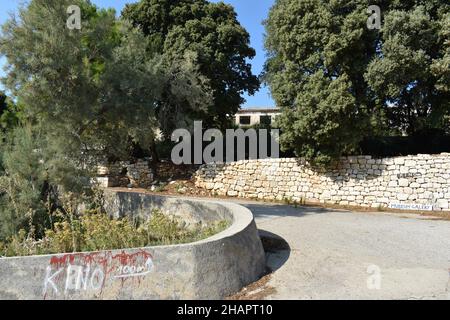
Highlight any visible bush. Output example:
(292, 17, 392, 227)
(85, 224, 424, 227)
(0, 209, 229, 257)
(0, 126, 51, 241)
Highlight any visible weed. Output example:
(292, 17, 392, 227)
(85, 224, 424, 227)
(0, 210, 229, 257)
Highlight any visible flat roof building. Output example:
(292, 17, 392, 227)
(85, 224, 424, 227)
(235, 108, 280, 127)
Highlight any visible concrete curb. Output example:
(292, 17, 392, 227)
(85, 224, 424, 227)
(0, 191, 266, 300)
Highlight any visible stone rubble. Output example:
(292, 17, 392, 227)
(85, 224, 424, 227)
(96, 159, 154, 188)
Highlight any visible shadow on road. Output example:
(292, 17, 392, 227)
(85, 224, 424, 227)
(258, 229, 291, 272)
(242, 202, 330, 220)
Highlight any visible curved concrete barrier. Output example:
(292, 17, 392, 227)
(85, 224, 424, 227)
(0, 191, 266, 300)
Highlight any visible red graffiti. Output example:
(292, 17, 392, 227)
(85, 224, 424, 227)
(43, 249, 154, 298)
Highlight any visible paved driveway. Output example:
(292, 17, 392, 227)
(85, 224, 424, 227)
(236, 200, 450, 300)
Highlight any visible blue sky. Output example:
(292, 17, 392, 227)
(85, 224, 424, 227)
(0, 0, 275, 108)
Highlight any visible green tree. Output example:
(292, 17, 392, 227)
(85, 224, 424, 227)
(122, 0, 260, 135)
(366, 3, 450, 134)
(0, 0, 165, 163)
(0, 126, 52, 240)
(264, 0, 450, 163)
(0, 0, 170, 238)
(0, 0, 214, 238)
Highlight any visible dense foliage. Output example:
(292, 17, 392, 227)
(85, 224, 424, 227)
(1, 0, 164, 163)
(0, 92, 21, 132)
(122, 0, 260, 134)
(264, 0, 450, 164)
(0, 0, 220, 241)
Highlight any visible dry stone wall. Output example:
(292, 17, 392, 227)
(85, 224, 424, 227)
(194, 154, 450, 211)
(96, 159, 154, 188)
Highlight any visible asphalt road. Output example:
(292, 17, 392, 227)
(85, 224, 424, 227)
(236, 200, 450, 300)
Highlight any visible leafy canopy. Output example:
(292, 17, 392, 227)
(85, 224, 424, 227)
(0, 0, 165, 162)
(264, 0, 450, 164)
(122, 0, 260, 134)
(0, 0, 210, 239)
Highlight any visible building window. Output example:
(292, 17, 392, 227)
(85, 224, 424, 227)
(260, 115, 272, 126)
(239, 116, 251, 125)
